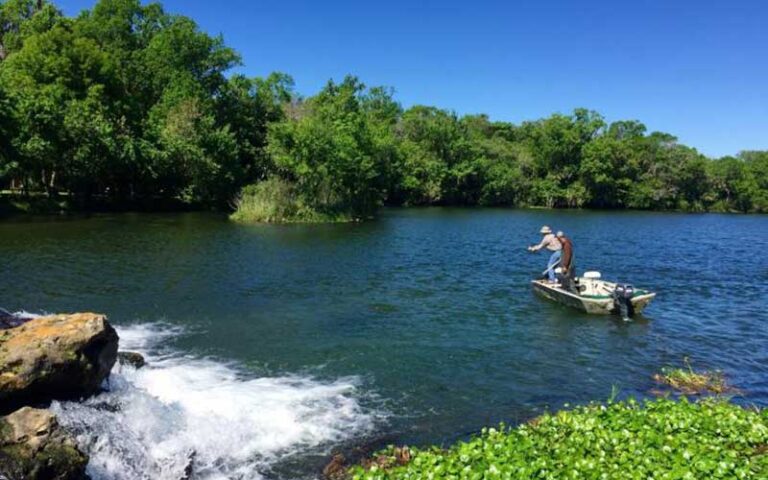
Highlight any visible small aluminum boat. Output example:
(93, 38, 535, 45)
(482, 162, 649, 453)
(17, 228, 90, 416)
(531, 271, 656, 318)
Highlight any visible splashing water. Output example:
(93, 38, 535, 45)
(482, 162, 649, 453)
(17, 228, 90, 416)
(52, 324, 381, 480)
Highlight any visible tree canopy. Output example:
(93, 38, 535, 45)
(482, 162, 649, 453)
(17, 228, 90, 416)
(0, 0, 766, 218)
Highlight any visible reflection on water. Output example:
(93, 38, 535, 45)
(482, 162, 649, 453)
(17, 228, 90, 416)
(2, 208, 767, 478)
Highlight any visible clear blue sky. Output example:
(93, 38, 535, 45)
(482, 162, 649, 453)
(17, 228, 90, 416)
(57, 0, 767, 158)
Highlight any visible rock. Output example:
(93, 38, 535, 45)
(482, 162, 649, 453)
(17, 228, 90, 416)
(0, 309, 33, 330)
(181, 450, 196, 480)
(0, 313, 118, 413)
(117, 351, 146, 369)
(0, 407, 88, 480)
(322, 453, 347, 480)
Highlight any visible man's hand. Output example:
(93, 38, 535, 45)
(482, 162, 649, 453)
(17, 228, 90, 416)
(527, 246, 535, 252)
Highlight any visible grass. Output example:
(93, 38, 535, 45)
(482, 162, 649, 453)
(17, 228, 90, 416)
(230, 178, 357, 223)
(347, 397, 768, 480)
(653, 357, 732, 395)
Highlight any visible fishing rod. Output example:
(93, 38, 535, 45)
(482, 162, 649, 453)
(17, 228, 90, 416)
(541, 260, 561, 276)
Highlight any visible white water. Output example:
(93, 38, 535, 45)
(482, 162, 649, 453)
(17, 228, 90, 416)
(52, 324, 381, 480)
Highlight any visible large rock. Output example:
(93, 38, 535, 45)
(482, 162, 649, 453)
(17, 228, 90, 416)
(0, 313, 118, 412)
(0, 407, 88, 480)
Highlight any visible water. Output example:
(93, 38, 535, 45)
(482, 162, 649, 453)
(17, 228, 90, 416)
(1, 208, 767, 479)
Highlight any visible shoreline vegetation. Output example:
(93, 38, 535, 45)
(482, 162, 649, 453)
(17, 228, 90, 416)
(0, 1, 767, 224)
(3, 189, 767, 221)
(343, 398, 768, 480)
(338, 364, 767, 479)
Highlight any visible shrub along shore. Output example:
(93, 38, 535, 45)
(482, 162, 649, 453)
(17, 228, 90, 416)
(1, 1, 767, 222)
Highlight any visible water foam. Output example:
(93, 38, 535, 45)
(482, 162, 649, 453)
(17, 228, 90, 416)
(52, 324, 380, 480)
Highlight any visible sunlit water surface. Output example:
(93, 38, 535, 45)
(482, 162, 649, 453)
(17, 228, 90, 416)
(2, 208, 767, 479)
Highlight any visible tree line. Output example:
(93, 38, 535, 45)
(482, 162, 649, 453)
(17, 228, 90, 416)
(1, 0, 766, 220)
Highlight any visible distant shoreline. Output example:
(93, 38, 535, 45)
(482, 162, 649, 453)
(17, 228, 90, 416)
(2, 193, 762, 220)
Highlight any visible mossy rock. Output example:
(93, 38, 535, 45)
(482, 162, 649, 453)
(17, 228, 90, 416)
(0, 313, 118, 414)
(0, 407, 89, 480)
(117, 351, 146, 369)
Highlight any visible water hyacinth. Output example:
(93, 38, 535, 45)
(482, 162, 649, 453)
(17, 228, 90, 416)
(350, 398, 768, 479)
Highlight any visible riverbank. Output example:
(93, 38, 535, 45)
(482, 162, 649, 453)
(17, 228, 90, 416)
(0, 193, 201, 218)
(3, 192, 763, 223)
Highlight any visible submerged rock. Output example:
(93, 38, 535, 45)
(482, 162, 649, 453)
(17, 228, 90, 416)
(117, 351, 146, 369)
(0, 312, 118, 413)
(322, 453, 347, 480)
(0, 407, 88, 480)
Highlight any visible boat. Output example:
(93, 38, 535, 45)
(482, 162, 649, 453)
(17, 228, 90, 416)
(531, 271, 656, 318)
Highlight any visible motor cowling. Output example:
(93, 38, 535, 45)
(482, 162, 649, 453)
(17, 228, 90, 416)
(612, 284, 635, 319)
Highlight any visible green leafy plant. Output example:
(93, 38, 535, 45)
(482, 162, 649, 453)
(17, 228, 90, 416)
(349, 398, 768, 480)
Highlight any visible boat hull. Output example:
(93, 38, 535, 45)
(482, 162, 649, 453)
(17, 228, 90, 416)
(531, 279, 656, 316)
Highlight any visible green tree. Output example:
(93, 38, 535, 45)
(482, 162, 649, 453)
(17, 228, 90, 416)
(217, 72, 294, 184)
(266, 75, 394, 217)
(740, 151, 768, 212)
(579, 121, 646, 207)
(519, 109, 605, 207)
(394, 106, 466, 205)
(0, 0, 61, 60)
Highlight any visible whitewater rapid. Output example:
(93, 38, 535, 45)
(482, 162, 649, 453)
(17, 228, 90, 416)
(51, 324, 382, 480)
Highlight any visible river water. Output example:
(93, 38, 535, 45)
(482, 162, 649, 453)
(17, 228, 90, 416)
(1, 208, 767, 479)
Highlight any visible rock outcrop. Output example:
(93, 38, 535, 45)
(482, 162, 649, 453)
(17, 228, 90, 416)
(117, 351, 146, 369)
(0, 407, 88, 480)
(0, 313, 118, 413)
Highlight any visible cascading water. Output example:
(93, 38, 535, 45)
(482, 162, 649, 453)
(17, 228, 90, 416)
(51, 324, 382, 480)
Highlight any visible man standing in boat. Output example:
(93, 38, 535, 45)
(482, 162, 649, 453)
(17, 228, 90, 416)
(556, 231, 574, 277)
(555, 230, 578, 291)
(528, 226, 562, 283)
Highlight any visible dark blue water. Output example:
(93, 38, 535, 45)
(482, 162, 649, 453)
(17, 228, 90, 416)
(2, 208, 767, 478)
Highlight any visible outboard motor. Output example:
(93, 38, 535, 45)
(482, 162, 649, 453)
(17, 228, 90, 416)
(612, 284, 635, 320)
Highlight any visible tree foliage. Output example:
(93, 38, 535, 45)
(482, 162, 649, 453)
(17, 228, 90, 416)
(266, 76, 398, 217)
(0, 0, 766, 218)
(0, 0, 284, 206)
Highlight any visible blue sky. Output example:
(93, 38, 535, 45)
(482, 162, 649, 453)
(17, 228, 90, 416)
(57, 0, 767, 157)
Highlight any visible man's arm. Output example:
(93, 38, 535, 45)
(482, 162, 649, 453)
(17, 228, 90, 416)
(529, 235, 551, 252)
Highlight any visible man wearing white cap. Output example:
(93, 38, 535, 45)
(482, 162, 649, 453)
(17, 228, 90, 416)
(528, 225, 562, 283)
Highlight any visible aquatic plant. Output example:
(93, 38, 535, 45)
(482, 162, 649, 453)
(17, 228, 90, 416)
(349, 398, 768, 479)
(653, 357, 732, 395)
